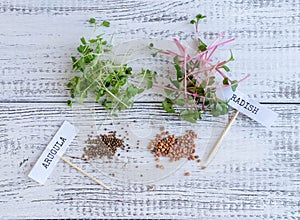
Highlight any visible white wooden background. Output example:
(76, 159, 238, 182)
(1, 0, 299, 219)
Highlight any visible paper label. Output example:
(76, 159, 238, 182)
(217, 88, 278, 128)
(28, 121, 77, 184)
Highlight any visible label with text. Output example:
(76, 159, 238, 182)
(217, 88, 278, 127)
(28, 121, 77, 184)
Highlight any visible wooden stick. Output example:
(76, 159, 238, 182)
(201, 110, 239, 169)
(60, 156, 111, 190)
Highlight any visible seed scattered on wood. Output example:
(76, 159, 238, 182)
(149, 185, 155, 190)
(184, 172, 190, 176)
(82, 131, 125, 160)
(155, 164, 165, 169)
(148, 130, 199, 163)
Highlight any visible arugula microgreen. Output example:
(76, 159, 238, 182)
(67, 18, 156, 111)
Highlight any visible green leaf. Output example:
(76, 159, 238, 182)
(223, 77, 229, 85)
(196, 14, 206, 21)
(164, 89, 172, 96)
(175, 98, 185, 107)
(68, 19, 150, 112)
(125, 67, 132, 75)
(162, 98, 175, 113)
(208, 76, 215, 86)
(89, 38, 97, 43)
(95, 43, 102, 53)
(231, 80, 238, 91)
(197, 85, 205, 95)
(180, 110, 201, 123)
(126, 84, 143, 98)
(80, 37, 87, 45)
(147, 80, 153, 89)
(96, 89, 105, 101)
(211, 101, 229, 116)
(149, 43, 154, 48)
(215, 103, 222, 112)
(174, 56, 184, 80)
(67, 100, 73, 107)
(145, 69, 156, 89)
(102, 21, 110, 27)
(71, 56, 77, 63)
(190, 20, 196, 24)
(77, 45, 85, 53)
(151, 52, 158, 57)
(228, 50, 234, 62)
(198, 38, 207, 52)
(222, 65, 230, 72)
(89, 18, 96, 24)
(170, 80, 180, 89)
(220, 102, 229, 115)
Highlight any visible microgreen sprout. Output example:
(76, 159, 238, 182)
(150, 14, 250, 123)
(190, 14, 206, 33)
(67, 18, 156, 111)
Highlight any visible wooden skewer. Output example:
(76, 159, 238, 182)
(60, 156, 111, 190)
(201, 110, 239, 169)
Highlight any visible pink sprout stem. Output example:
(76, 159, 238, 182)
(183, 53, 188, 108)
(174, 38, 186, 55)
(208, 32, 225, 48)
(208, 73, 251, 90)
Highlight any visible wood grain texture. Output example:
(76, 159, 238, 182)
(0, 0, 299, 219)
(0, 103, 299, 219)
(0, 0, 299, 102)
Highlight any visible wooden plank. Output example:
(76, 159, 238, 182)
(0, 103, 299, 219)
(0, 0, 299, 102)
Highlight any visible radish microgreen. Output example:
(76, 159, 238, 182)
(150, 14, 250, 122)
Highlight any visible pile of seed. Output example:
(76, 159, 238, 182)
(148, 129, 199, 162)
(82, 131, 125, 160)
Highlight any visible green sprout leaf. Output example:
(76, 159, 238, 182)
(101, 21, 110, 27)
(174, 56, 184, 80)
(162, 98, 175, 113)
(180, 110, 201, 123)
(146, 13, 246, 123)
(196, 14, 206, 21)
(222, 65, 230, 72)
(80, 37, 87, 45)
(231, 80, 238, 91)
(175, 98, 185, 107)
(198, 38, 207, 52)
(89, 18, 96, 24)
(223, 77, 229, 85)
(67, 20, 155, 111)
(67, 100, 73, 107)
(164, 89, 172, 96)
(228, 50, 234, 62)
